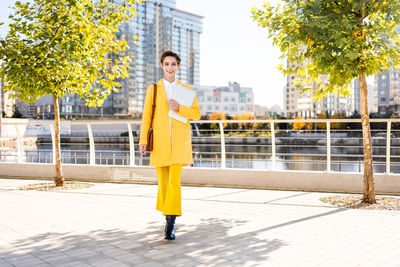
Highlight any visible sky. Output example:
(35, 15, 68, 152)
(175, 0, 284, 108)
(0, 0, 285, 108)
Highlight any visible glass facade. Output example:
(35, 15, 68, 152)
(113, 0, 203, 116)
(377, 70, 400, 114)
(353, 77, 377, 114)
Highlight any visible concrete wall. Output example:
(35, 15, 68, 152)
(1, 163, 400, 194)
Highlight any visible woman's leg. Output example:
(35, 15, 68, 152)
(156, 166, 169, 213)
(162, 164, 183, 216)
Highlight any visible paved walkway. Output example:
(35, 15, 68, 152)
(0, 178, 400, 267)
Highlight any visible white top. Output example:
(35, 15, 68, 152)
(163, 78, 178, 104)
(163, 78, 177, 140)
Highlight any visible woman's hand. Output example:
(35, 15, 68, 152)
(168, 99, 180, 111)
(139, 144, 147, 155)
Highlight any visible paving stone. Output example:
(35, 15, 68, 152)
(0, 260, 14, 267)
(56, 262, 92, 267)
(64, 248, 98, 258)
(1, 178, 400, 266)
(135, 261, 166, 267)
(3, 254, 42, 266)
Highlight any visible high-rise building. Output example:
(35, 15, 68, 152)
(284, 60, 320, 118)
(352, 78, 377, 114)
(376, 70, 400, 114)
(0, 79, 16, 118)
(120, 0, 203, 117)
(30, 0, 203, 119)
(284, 61, 354, 118)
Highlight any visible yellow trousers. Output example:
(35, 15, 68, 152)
(156, 164, 182, 216)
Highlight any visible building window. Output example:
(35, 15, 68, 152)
(239, 97, 245, 103)
(224, 97, 229, 102)
(207, 96, 212, 102)
(231, 97, 236, 102)
(380, 90, 386, 95)
(247, 98, 251, 102)
(214, 96, 220, 102)
(381, 97, 386, 102)
(208, 105, 212, 110)
(224, 106, 228, 111)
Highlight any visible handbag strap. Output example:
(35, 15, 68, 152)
(149, 83, 157, 129)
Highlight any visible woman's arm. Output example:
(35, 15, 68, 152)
(139, 85, 154, 146)
(177, 95, 201, 120)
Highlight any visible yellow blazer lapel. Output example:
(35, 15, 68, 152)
(156, 78, 168, 102)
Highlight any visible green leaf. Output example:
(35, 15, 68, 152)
(1, 0, 140, 107)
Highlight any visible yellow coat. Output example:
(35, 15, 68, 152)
(139, 79, 201, 167)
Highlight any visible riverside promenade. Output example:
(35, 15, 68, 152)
(0, 178, 400, 267)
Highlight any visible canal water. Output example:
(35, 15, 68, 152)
(2, 134, 398, 174)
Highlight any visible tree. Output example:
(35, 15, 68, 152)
(293, 116, 305, 130)
(233, 111, 258, 130)
(305, 119, 313, 131)
(330, 113, 345, 129)
(0, 0, 139, 186)
(252, 0, 400, 204)
(11, 104, 22, 118)
(316, 113, 327, 129)
(256, 114, 271, 131)
(210, 111, 227, 129)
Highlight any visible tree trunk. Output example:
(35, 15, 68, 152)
(359, 72, 375, 203)
(53, 95, 64, 186)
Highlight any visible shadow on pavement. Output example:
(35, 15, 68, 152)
(2, 218, 286, 266)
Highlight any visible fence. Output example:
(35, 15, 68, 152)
(0, 118, 399, 174)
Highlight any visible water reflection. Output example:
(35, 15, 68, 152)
(0, 138, 398, 174)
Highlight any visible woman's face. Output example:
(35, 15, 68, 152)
(161, 56, 180, 81)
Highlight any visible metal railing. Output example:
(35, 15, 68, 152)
(1, 118, 399, 174)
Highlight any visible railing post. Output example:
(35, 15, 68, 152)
(50, 125, 56, 164)
(386, 121, 391, 174)
(270, 122, 276, 170)
(87, 124, 95, 165)
(327, 121, 331, 172)
(14, 125, 23, 163)
(127, 124, 135, 166)
(219, 122, 226, 168)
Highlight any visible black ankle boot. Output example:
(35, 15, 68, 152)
(165, 215, 176, 240)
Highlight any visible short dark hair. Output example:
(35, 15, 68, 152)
(160, 51, 181, 65)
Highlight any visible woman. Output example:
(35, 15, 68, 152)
(139, 51, 201, 240)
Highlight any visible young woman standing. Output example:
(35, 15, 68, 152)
(139, 51, 201, 240)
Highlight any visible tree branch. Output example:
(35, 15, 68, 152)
(333, 1, 359, 17)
